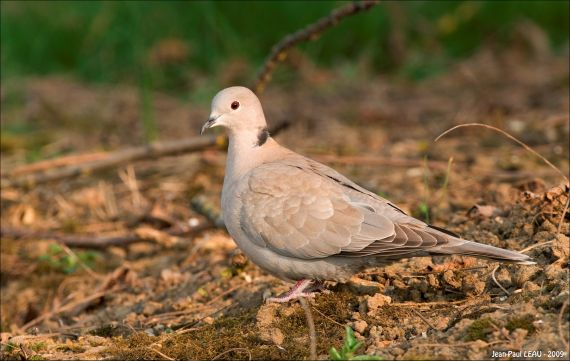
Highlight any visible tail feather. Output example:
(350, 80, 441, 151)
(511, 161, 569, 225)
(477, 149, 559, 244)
(432, 239, 535, 265)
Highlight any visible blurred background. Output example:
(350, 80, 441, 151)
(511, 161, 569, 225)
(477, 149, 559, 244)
(1, 1, 569, 148)
(1, 2, 569, 359)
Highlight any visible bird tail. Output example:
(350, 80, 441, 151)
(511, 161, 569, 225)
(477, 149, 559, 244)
(431, 239, 535, 265)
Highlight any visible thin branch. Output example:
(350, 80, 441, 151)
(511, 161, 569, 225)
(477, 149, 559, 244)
(557, 189, 570, 235)
(254, 0, 380, 94)
(412, 309, 437, 331)
(434, 123, 569, 184)
(299, 297, 317, 360)
(2, 121, 290, 189)
(0, 221, 211, 250)
(1, 135, 220, 188)
(18, 266, 129, 332)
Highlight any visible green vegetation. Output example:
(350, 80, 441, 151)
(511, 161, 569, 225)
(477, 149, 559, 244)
(506, 314, 537, 334)
(329, 326, 383, 360)
(37, 243, 98, 274)
(464, 317, 496, 342)
(2, 1, 568, 91)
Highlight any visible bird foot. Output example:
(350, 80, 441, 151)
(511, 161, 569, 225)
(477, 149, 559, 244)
(266, 279, 324, 303)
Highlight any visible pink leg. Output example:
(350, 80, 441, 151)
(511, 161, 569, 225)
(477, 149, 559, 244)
(266, 279, 323, 303)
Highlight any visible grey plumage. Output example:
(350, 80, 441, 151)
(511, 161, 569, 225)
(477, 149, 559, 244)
(202, 86, 534, 283)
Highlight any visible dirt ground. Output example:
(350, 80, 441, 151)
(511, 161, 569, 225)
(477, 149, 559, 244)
(1, 39, 569, 360)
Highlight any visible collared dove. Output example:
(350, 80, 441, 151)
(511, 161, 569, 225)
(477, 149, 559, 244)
(201, 86, 534, 303)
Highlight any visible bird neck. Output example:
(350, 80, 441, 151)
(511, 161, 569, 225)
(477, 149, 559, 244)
(225, 128, 274, 183)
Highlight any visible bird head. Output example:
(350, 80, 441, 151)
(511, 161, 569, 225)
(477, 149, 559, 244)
(201, 86, 267, 135)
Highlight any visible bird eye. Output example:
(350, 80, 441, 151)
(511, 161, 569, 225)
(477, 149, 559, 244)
(231, 101, 240, 110)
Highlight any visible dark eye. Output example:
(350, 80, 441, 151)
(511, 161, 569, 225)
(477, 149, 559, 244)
(231, 101, 240, 110)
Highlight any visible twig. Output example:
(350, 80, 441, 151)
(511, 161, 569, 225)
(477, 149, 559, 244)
(9, 152, 109, 176)
(434, 123, 569, 184)
(17, 266, 131, 332)
(411, 309, 437, 331)
(2, 121, 290, 189)
(2, 135, 221, 188)
(491, 265, 510, 296)
(0, 221, 211, 250)
(299, 297, 317, 360)
(254, 0, 380, 94)
(557, 190, 570, 235)
(211, 348, 252, 361)
(191, 195, 225, 229)
(20, 290, 109, 332)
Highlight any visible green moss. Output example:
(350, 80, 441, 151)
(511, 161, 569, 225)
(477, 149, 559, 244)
(29, 342, 47, 352)
(464, 317, 496, 342)
(107, 291, 358, 360)
(506, 314, 536, 334)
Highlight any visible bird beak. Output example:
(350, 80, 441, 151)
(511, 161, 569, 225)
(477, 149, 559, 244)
(201, 114, 221, 135)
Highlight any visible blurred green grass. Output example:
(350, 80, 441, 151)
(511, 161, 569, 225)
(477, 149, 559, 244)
(1, 1, 568, 89)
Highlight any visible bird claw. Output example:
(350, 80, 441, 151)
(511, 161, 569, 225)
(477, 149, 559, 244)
(266, 279, 324, 303)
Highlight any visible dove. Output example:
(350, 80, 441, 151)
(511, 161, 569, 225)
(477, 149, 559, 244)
(201, 86, 534, 303)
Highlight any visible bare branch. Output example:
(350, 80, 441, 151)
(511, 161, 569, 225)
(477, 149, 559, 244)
(254, 0, 380, 94)
(2, 121, 290, 188)
(0, 221, 211, 249)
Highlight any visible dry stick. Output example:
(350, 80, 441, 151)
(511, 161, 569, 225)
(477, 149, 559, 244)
(2, 121, 290, 189)
(19, 290, 110, 332)
(254, 0, 380, 94)
(299, 297, 317, 360)
(2, 135, 220, 188)
(411, 309, 437, 331)
(434, 123, 569, 184)
(1, 221, 212, 249)
(18, 266, 130, 331)
(557, 191, 570, 234)
(9, 151, 109, 177)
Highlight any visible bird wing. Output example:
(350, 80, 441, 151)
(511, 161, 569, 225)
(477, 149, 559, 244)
(239, 160, 448, 260)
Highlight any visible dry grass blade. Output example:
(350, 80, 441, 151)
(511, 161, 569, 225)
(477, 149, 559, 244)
(491, 265, 510, 296)
(254, 0, 380, 94)
(211, 348, 252, 361)
(434, 123, 568, 184)
(149, 347, 175, 361)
